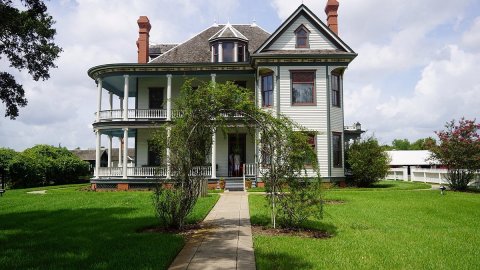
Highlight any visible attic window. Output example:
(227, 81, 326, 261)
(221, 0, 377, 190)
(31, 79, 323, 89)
(295, 25, 310, 48)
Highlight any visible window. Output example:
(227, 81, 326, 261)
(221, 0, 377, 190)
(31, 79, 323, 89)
(238, 44, 245, 62)
(332, 133, 342, 168)
(149, 87, 164, 109)
(261, 74, 273, 107)
(212, 44, 219, 63)
(331, 73, 341, 107)
(223, 42, 234, 62)
(291, 71, 315, 105)
(211, 41, 247, 63)
(295, 25, 310, 48)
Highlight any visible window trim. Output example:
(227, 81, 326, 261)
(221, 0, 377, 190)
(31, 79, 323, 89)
(331, 72, 341, 108)
(294, 24, 310, 49)
(332, 132, 343, 168)
(261, 73, 274, 108)
(290, 70, 316, 106)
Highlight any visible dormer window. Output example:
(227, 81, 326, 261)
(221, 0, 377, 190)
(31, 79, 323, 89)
(209, 24, 249, 63)
(295, 25, 310, 48)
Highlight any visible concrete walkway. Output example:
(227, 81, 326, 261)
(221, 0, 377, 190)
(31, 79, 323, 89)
(169, 192, 255, 270)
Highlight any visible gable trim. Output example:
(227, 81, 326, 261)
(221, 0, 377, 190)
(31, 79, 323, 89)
(255, 4, 354, 54)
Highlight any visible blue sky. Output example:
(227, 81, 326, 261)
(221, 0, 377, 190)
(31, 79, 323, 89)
(1, 0, 479, 150)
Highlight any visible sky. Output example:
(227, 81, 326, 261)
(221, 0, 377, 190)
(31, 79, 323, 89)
(1, 0, 479, 151)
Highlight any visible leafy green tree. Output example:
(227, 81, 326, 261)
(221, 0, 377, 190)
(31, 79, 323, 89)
(151, 81, 322, 229)
(347, 136, 390, 187)
(9, 145, 88, 188)
(0, 0, 62, 119)
(391, 139, 411, 150)
(429, 118, 480, 191)
(0, 148, 17, 187)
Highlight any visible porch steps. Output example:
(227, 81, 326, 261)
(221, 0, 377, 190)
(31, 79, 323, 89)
(225, 178, 245, 191)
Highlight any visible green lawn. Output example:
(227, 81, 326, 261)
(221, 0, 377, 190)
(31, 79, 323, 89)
(0, 184, 219, 269)
(249, 181, 480, 269)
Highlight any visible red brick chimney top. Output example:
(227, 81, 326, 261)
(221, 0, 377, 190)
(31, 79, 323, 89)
(325, 0, 339, 35)
(136, 16, 151, 64)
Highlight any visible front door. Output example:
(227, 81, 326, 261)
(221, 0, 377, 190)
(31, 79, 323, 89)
(228, 133, 246, 177)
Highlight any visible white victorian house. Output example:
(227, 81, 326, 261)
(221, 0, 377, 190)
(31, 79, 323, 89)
(87, 2, 357, 190)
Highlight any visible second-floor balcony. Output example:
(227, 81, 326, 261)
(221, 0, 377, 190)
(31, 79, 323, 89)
(94, 109, 244, 122)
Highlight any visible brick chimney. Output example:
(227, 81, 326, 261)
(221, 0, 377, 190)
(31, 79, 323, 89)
(136, 16, 151, 64)
(325, 0, 339, 35)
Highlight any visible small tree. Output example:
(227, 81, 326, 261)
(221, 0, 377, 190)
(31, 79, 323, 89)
(346, 136, 390, 187)
(429, 118, 480, 191)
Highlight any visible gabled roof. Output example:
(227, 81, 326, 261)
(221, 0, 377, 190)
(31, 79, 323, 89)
(209, 23, 248, 41)
(254, 4, 355, 55)
(150, 24, 270, 64)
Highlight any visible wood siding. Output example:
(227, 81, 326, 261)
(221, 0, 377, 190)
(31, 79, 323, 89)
(278, 65, 329, 177)
(267, 15, 337, 51)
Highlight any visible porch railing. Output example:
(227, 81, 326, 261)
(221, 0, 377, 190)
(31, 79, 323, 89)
(95, 166, 212, 178)
(244, 163, 257, 176)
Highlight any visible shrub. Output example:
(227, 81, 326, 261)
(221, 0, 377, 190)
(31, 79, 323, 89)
(346, 136, 390, 187)
(8, 145, 89, 188)
(429, 118, 480, 191)
(9, 152, 46, 188)
(275, 180, 323, 228)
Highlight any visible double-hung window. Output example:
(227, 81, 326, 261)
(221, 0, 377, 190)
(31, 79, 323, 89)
(261, 74, 273, 107)
(331, 73, 341, 107)
(291, 71, 315, 105)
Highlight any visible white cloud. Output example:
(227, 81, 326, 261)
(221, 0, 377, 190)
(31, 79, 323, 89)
(462, 16, 480, 51)
(347, 45, 480, 144)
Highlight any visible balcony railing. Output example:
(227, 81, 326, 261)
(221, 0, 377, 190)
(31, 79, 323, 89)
(95, 166, 212, 178)
(95, 109, 245, 122)
(95, 109, 167, 122)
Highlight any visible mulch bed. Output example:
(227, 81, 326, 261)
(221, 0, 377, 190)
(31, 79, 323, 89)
(252, 225, 332, 239)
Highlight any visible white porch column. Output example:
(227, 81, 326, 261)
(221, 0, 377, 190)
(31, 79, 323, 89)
(96, 79, 102, 122)
(166, 127, 171, 179)
(211, 128, 216, 179)
(166, 74, 172, 121)
(107, 135, 112, 167)
(109, 92, 113, 110)
(234, 42, 238, 62)
(218, 42, 223, 62)
(123, 75, 129, 121)
(95, 130, 101, 178)
(211, 73, 216, 84)
(122, 128, 128, 179)
(118, 137, 123, 167)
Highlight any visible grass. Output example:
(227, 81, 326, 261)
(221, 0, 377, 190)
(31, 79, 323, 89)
(249, 180, 480, 269)
(0, 184, 219, 269)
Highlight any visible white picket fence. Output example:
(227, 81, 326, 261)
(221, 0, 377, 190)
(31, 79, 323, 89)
(387, 167, 480, 185)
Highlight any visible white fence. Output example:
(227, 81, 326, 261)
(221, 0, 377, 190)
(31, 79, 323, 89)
(386, 167, 408, 181)
(387, 167, 480, 185)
